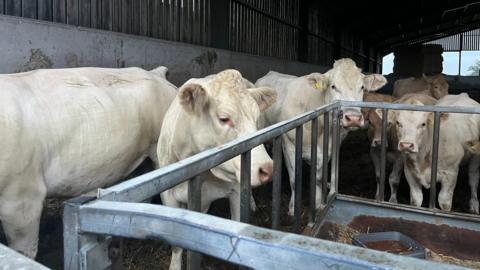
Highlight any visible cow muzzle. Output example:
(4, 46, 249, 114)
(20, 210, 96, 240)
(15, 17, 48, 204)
(342, 109, 364, 129)
(257, 162, 273, 184)
(398, 141, 417, 153)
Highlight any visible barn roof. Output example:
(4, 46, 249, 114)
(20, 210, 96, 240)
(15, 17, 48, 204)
(324, 0, 480, 53)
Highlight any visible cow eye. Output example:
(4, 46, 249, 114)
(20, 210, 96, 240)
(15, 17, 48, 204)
(219, 116, 233, 127)
(331, 85, 336, 89)
(422, 122, 426, 127)
(361, 85, 365, 90)
(396, 121, 401, 127)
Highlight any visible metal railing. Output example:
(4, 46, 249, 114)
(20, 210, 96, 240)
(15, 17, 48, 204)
(63, 100, 480, 270)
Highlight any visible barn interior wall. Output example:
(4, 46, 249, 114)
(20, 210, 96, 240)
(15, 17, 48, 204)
(0, 15, 327, 86)
(0, 0, 381, 73)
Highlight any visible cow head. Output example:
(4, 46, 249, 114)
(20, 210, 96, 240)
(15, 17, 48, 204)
(376, 98, 448, 153)
(178, 69, 277, 187)
(425, 74, 449, 99)
(366, 109, 390, 147)
(324, 58, 387, 129)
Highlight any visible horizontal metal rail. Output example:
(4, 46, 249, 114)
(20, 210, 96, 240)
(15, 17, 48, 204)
(77, 200, 465, 270)
(97, 102, 339, 202)
(342, 100, 480, 114)
(0, 243, 51, 270)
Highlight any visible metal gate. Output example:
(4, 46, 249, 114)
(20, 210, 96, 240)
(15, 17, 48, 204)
(63, 100, 480, 270)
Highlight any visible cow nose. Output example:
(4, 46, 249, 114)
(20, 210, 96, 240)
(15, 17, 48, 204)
(399, 142, 415, 151)
(343, 113, 364, 128)
(258, 162, 273, 184)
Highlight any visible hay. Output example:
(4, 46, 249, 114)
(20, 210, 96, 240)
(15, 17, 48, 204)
(426, 248, 480, 269)
(331, 223, 361, 244)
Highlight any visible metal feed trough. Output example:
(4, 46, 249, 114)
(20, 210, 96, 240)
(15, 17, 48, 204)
(63, 100, 480, 270)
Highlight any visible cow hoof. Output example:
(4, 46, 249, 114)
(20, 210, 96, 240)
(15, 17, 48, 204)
(388, 197, 398, 203)
(470, 199, 479, 215)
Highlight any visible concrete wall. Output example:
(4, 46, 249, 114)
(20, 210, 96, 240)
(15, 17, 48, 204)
(0, 15, 328, 86)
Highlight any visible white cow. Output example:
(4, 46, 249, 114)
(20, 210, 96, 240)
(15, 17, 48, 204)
(0, 66, 177, 258)
(255, 58, 387, 215)
(379, 93, 480, 213)
(393, 74, 449, 99)
(157, 69, 276, 270)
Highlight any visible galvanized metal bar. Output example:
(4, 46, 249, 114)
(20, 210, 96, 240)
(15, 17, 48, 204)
(0, 243, 51, 269)
(293, 126, 303, 233)
(78, 200, 463, 270)
(330, 109, 341, 195)
(430, 112, 441, 209)
(378, 108, 388, 201)
(309, 117, 318, 223)
(187, 176, 203, 270)
(322, 112, 329, 204)
(240, 150, 251, 223)
(98, 102, 340, 203)
(271, 136, 282, 229)
(340, 100, 480, 114)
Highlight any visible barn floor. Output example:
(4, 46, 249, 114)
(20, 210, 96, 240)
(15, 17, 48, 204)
(8, 128, 478, 269)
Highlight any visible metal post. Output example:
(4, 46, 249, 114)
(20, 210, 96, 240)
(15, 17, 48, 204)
(293, 126, 303, 233)
(430, 112, 441, 209)
(272, 136, 282, 229)
(187, 176, 203, 270)
(322, 112, 330, 204)
(309, 118, 318, 223)
(330, 109, 340, 196)
(64, 196, 112, 270)
(378, 108, 388, 201)
(240, 150, 252, 223)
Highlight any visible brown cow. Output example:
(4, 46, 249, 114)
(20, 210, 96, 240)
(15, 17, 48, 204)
(393, 74, 449, 99)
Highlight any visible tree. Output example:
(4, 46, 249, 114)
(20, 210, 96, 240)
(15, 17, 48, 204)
(468, 59, 480, 76)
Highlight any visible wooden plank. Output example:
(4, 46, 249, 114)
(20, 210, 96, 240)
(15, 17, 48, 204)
(79, 0, 91, 27)
(132, 0, 140, 35)
(52, 0, 66, 23)
(101, 0, 112, 30)
(22, 0, 37, 19)
(66, 0, 79, 25)
(38, 0, 53, 21)
(139, 0, 147, 36)
(112, 0, 119, 32)
(0, 0, 4, 15)
(5, 0, 21, 16)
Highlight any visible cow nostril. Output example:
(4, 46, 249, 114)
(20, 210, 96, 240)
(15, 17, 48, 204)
(258, 163, 273, 184)
(345, 115, 351, 121)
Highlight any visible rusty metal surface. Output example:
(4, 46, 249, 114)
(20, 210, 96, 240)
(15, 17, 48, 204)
(348, 215, 480, 261)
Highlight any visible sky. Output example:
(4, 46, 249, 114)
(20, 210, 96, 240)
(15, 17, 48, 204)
(382, 51, 480, 76)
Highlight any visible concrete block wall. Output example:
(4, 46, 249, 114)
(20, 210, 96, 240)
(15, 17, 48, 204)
(0, 15, 328, 87)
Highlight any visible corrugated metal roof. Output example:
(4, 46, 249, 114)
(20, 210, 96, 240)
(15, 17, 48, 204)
(422, 28, 480, 51)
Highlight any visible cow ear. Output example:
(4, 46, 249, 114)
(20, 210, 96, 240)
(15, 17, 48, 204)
(306, 73, 328, 91)
(427, 112, 449, 126)
(179, 83, 209, 115)
(249, 86, 277, 111)
(375, 108, 395, 124)
(363, 74, 387, 92)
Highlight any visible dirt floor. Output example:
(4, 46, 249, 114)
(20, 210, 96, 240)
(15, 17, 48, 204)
(4, 128, 479, 269)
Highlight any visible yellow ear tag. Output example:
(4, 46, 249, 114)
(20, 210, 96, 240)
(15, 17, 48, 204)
(314, 82, 322, 90)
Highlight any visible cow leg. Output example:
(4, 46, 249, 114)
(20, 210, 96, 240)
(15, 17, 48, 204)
(468, 155, 480, 214)
(438, 171, 458, 211)
(388, 157, 403, 203)
(0, 175, 46, 258)
(404, 169, 423, 207)
(161, 187, 186, 270)
(314, 145, 324, 209)
(148, 143, 160, 169)
(282, 138, 297, 216)
(369, 146, 381, 199)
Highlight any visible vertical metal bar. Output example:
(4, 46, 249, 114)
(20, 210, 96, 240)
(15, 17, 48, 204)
(64, 196, 95, 270)
(430, 112, 441, 209)
(309, 118, 318, 223)
(330, 109, 340, 195)
(293, 126, 303, 233)
(322, 112, 329, 204)
(378, 108, 388, 201)
(240, 150, 251, 223)
(272, 136, 282, 229)
(187, 175, 203, 270)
